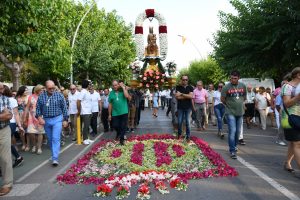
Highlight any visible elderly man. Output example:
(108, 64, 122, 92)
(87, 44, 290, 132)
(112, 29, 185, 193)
(36, 80, 69, 166)
(0, 82, 13, 196)
(68, 84, 79, 141)
(207, 83, 216, 126)
(108, 80, 131, 145)
(192, 81, 208, 131)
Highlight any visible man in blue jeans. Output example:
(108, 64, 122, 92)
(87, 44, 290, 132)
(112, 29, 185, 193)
(36, 80, 69, 166)
(176, 75, 193, 143)
(221, 71, 246, 159)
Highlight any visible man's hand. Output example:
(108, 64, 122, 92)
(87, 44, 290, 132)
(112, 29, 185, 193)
(108, 115, 112, 121)
(18, 126, 25, 136)
(38, 117, 45, 125)
(119, 82, 125, 89)
(0, 108, 12, 121)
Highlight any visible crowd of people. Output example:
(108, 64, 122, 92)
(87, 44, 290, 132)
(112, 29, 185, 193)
(0, 67, 300, 196)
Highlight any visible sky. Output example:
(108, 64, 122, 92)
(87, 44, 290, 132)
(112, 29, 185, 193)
(94, 0, 236, 70)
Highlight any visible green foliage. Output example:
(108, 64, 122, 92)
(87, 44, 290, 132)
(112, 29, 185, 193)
(178, 58, 226, 86)
(73, 6, 135, 87)
(211, 0, 300, 81)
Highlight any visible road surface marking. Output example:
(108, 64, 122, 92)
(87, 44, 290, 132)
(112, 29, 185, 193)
(16, 142, 74, 183)
(5, 184, 40, 197)
(48, 132, 104, 183)
(237, 156, 300, 200)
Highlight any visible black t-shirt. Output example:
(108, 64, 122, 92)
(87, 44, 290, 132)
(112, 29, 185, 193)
(176, 85, 194, 109)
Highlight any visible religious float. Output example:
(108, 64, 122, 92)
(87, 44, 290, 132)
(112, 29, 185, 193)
(129, 9, 177, 90)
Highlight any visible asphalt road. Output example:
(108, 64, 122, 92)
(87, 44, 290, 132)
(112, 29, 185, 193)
(1, 108, 299, 200)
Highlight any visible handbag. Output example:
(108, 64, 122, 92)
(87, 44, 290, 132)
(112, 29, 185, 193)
(282, 102, 300, 131)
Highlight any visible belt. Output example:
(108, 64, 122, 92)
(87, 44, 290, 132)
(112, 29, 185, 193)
(195, 102, 205, 104)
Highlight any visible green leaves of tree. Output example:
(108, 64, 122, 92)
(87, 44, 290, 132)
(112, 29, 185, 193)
(212, 0, 300, 81)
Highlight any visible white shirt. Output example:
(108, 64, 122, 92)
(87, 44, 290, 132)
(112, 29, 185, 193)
(68, 91, 79, 115)
(9, 97, 18, 123)
(246, 91, 255, 103)
(90, 91, 101, 113)
(213, 91, 222, 106)
(166, 89, 171, 99)
(160, 90, 167, 97)
(207, 90, 214, 104)
(255, 93, 267, 109)
(78, 89, 92, 115)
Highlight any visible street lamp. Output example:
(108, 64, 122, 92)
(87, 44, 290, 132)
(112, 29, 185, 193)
(178, 35, 203, 59)
(70, 0, 97, 84)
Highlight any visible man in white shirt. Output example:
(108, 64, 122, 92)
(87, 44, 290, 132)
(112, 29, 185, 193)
(89, 85, 101, 136)
(207, 84, 216, 126)
(68, 84, 79, 141)
(160, 90, 167, 110)
(77, 80, 93, 145)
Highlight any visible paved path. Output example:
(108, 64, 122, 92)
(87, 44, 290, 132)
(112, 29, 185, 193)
(1, 108, 299, 200)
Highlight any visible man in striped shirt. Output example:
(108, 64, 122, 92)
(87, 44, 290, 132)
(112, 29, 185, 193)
(36, 80, 68, 166)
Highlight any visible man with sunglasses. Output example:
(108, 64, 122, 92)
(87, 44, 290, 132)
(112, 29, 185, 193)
(175, 75, 193, 142)
(36, 80, 69, 166)
(221, 71, 247, 159)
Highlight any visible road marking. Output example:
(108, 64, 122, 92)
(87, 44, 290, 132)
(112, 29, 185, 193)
(48, 132, 104, 183)
(16, 142, 74, 183)
(5, 184, 40, 196)
(237, 156, 300, 200)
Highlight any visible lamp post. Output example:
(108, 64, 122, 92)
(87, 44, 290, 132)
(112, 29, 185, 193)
(178, 35, 203, 59)
(70, 1, 96, 84)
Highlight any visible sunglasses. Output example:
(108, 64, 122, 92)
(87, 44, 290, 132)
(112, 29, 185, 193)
(48, 87, 55, 90)
(182, 79, 188, 81)
(218, 86, 223, 88)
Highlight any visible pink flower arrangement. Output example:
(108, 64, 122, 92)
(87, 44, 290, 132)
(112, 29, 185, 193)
(130, 143, 145, 166)
(57, 134, 238, 199)
(138, 70, 167, 90)
(153, 141, 172, 167)
(111, 149, 122, 158)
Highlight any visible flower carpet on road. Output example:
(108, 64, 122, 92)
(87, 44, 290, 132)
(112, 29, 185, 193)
(57, 134, 238, 199)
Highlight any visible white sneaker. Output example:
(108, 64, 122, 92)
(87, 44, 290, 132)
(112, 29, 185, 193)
(87, 139, 94, 143)
(52, 160, 59, 167)
(83, 140, 90, 145)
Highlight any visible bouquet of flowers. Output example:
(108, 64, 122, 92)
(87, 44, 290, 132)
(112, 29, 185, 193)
(166, 61, 177, 76)
(136, 183, 151, 200)
(154, 180, 169, 194)
(169, 178, 188, 191)
(138, 69, 166, 90)
(129, 61, 141, 74)
(94, 184, 113, 197)
(116, 185, 130, 199)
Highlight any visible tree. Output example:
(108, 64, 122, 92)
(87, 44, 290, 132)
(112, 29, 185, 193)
(72, 6, 135, 86)
(178, 58, 226, 86)
(0, 0, 74, 89)
(211, 0, 300, 82)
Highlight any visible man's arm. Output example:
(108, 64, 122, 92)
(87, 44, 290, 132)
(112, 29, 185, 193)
(108, 103, 112, 121)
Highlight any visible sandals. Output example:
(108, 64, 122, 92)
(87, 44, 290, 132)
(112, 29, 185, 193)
(284, 162, 295, 173)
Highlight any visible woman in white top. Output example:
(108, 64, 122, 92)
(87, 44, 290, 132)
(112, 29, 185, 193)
(255, 86, 268, 130)
(213, 83, 225, 138)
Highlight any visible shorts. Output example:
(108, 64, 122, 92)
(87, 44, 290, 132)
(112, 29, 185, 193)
(284, 128, 300, 141)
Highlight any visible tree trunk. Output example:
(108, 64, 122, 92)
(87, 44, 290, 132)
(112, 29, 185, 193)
(0, 53, 23, 91)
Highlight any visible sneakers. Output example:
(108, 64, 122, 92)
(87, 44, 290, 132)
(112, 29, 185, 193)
(130, 128, 134, 133)
(31, 146, 36, 153)
(238, 139, 246, 145)
(230, 153, 237, 159)
(37, 148, 42, 155)
(83, 139, 94, 145)
(52, 160, 59, 167)
(13, 157, 24, 168)
(276, 140, 287, 146)
(124, 135, 127, 140)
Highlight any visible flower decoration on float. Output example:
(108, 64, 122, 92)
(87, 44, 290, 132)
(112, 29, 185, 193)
(138, 69, 167, 90)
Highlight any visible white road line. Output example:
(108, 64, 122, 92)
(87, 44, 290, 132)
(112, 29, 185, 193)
(5, 184, 40, 197)
(237, 156, 300, 200)
(16, 142, 74, 183)
(48, 132, 104, 183)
